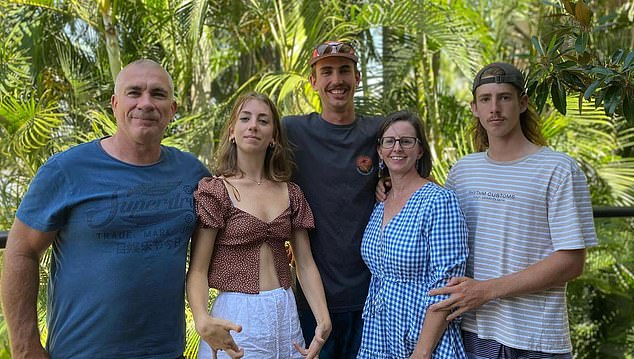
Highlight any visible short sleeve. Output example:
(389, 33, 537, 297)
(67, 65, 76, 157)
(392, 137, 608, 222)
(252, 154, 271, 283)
(423, 189, 469, 308)
(288, 182, 315, 230)
(16, 156, 72, 232)
(194, 177, 230, 229)
(548, 161, 597, 249)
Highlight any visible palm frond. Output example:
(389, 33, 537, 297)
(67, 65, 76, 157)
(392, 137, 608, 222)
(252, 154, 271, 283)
(0, 92, 64, 166)
(56, 43, 104, 107)
(543, 97, 634, 205)
(70, 108, 117, 143)
(0, 15, 31, 94)
(7, 0, 101, 28)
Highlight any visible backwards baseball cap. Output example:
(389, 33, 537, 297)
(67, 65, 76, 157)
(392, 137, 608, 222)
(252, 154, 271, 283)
(310, 41, 358, 67)
(472, 62, 526, 94)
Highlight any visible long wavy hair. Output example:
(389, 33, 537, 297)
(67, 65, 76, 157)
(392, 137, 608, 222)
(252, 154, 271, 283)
(376, 110, 432, 179)
(470, 66, 547, 152)
(213, 92, 294, 182)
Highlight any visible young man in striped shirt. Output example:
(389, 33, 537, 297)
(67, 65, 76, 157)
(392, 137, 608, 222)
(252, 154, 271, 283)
(429, 62, 597, 358)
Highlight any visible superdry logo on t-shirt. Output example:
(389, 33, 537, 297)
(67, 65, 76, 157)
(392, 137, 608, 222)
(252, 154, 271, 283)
(85, 182, 194, 228)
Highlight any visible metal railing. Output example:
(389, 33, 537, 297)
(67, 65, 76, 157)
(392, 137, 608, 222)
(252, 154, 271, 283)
(591, 206, 634, 218)
(0, 206, 632, 250)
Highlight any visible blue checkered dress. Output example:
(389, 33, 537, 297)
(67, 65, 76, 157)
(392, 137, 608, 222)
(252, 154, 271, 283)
(357, 183, 468, 358)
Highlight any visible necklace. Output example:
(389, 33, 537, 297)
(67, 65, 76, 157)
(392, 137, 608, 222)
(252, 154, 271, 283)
(242, 174, 264, 185)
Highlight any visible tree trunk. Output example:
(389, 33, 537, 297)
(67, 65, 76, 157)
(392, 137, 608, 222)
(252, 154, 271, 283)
(101, 2, 121, 83)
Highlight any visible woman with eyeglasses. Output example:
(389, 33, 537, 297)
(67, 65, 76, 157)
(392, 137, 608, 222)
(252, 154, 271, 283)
(187, 92, 331, 359)
(357, 111, 468, 358)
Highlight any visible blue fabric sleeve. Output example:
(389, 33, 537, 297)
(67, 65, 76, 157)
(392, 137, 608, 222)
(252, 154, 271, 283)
(16, 156, 72, 232)
(423, 190, 469, 307)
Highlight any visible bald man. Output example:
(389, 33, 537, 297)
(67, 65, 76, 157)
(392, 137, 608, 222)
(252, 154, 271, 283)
(1, 59, 212, 359)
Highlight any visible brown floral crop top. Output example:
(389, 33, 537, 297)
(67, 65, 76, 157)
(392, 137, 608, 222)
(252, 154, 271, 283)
(194, 177, 314, 293)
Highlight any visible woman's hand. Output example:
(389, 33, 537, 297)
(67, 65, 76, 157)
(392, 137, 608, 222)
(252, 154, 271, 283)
(197, 316, 244, 358)
(293, 321, 332, 359)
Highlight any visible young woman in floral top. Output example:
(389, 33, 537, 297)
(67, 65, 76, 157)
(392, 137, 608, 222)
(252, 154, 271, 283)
(187, 92, 331, 359)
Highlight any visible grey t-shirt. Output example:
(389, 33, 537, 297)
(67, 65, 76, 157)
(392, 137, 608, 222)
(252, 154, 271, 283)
(283, 112, 383, 312)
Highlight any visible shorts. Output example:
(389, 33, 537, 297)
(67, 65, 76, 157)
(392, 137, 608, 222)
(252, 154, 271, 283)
(197, 287, 305, 359)
(463, 331, 573, 359)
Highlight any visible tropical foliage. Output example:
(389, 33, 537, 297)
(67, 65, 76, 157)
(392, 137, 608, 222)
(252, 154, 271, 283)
(0, 0, 633, 357)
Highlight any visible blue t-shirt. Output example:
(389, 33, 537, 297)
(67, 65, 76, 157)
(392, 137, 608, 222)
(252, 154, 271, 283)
(16, 139, 210, 359)
(282, 113, 383, 312)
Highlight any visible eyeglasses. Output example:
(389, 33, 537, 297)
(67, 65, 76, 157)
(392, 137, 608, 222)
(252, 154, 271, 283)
(378, 136, 420, 149)
(310, 41, 358, 65)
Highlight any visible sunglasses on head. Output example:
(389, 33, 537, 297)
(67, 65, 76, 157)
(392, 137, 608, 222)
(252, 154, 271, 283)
(313, 42, 355, 56)
(310, 41, 357, 65)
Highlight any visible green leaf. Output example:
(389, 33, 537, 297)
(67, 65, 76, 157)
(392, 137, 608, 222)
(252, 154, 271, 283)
(551, 79, 567, 115)
(603, 86, 622, 115)
(574, 32, 588, 54)
(561, 71, 585, 90)
(531, 36, 544, 57)
(590, 67, 616, 76)
(546, 35, 564, 58)
(611, 49, 625, 65)
(584, 79, 602, 100)
(555, 60, 578, 70)
(594, 89, 606, 109)
(535, 80, 550, 113)
(623, 50, 634, 69)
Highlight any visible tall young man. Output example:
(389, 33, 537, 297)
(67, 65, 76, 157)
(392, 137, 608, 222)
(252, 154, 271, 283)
(430, 62, 597, 358)
(282, 41, 383, 358)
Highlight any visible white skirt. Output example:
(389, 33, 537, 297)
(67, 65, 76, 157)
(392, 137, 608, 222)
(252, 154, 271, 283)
(197, 287, 306, 359)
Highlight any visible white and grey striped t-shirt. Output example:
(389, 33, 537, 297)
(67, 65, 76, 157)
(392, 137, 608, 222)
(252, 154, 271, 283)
(445, 147, 597, 353)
